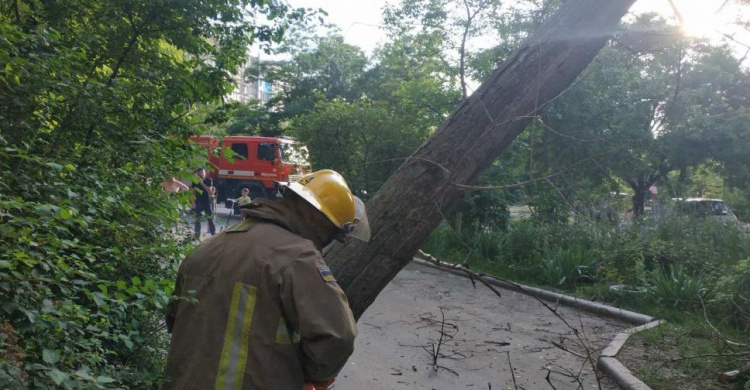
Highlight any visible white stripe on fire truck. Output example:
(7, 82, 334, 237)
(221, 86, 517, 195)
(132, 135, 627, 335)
(218, 170, 255, 176)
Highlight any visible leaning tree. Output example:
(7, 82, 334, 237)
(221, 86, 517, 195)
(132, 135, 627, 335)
(326, 0, 639, 319)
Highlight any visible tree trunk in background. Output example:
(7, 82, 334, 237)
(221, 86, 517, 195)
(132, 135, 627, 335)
(326, 0, 638, 320)
(631, 187, 646, 218)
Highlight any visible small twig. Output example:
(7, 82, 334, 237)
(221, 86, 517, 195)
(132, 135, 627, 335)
(655, 351, 750, 372)
(484, 341, 510, 347)
(420, 250, 501, 298)
(434, 308, 447, 370)
(123, 322, 167, 364)
(506, 351, 519, 390)
(546, 364, 586, 389)
(545, 369, 559, 390)
(419, 308, 468, 377)
(550, 340, 587, 358)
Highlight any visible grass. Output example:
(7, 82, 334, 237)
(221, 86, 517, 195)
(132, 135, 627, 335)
(624, 322, 748, 390)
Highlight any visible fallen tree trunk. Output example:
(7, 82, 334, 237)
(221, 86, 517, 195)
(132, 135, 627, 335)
(327, 0, 638, 319)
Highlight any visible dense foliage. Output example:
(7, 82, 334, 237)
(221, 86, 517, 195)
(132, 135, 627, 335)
(0, 0, 314, 387)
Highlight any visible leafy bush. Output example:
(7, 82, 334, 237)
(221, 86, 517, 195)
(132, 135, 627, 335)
(500, 219, 545, 267)
(538, 245, 599, 288)
(0, 1, 311, 388)
(602, 227, 645, 284)
(645, 267, 709, 309)
(714, 258, 750, 330)
(644, 215, 750, 276)
(473, 230, 505, 261)
(421, 222, 505, 265)
(421, 222, 467, 261)
(0, 145, 190, 388)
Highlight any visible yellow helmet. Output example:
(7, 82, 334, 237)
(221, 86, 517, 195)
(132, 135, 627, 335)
(284, 169, 370, 242)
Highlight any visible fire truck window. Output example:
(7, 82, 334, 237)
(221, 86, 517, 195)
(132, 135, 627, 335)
(231, 143, 249, 160)
(258, 143, 276, 162)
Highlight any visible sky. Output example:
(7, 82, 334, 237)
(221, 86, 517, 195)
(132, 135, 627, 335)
(287, 0, 387, 55)
(283, 0, 749, 57)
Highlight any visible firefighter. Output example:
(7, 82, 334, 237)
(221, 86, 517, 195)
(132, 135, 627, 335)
(164, 169, 370, 390)
(192, 167, 216, 238)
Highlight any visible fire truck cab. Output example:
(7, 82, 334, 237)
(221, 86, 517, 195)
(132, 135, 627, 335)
(190, 135, 305, 203)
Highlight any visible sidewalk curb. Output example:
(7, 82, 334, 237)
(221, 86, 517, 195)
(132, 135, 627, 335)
(411, 258, 663, 390)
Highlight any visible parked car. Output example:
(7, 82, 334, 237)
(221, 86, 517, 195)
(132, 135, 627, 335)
(672, 198, 738, 223)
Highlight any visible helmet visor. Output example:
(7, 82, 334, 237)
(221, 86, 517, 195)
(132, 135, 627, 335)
(346, 196, 371, 242)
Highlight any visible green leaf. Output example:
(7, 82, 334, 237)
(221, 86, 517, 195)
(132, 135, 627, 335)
(92, 292, 106, 307)
(45, 162, 64, 171)
(34, 204, 59, 215)
(59, 208, 72, 220)
(49, 369, 69, 385)
(43, 349, 60, 364)
(13, 252, 37, 267)
(2, 302, 18, 314)
(23, 309, 38, 323)
(26, 363, 47, 371)
(75, 367, 95, 381)
(96, 375, 116, 384)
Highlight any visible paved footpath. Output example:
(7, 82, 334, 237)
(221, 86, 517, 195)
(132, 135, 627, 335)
(336, 263, 623, 390)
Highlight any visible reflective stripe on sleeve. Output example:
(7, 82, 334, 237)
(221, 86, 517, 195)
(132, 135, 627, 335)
(215, 282, 257, 390)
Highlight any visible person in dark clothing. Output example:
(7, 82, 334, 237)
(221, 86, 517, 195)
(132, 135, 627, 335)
(164, 169, 371, 390)
(192, 168, 216, 239)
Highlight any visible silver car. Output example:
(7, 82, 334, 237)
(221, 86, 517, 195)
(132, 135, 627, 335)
(673, 198, 738, 223)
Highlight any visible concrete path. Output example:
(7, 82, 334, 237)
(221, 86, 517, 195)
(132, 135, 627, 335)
(336, 264, 624, 390)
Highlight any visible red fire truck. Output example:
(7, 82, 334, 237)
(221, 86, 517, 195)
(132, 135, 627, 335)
(189, 135, 307, 202)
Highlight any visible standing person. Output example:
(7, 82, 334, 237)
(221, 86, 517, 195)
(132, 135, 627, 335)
(164, 169, 370, 390)
(232, 187, 253, 215)
(236, 187, 252, 207)
(161, 176, 189, 194)
(209, 185, 218, 213)
(192, 168, 216, 239)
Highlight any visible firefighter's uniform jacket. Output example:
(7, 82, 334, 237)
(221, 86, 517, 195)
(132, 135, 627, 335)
(164, 200, 357, 389)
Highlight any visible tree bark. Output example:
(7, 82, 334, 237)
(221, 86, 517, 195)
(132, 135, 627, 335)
(630, 182, 646, 217)
(326, 0, 637, 320)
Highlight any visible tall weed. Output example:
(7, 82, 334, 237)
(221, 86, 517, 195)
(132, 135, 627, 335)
(538, 245, 599, 288)
(473, 229, 504, 261)
(646, 267, 709, 309)
(421, 222, 465, 260)
(500, 219, 544, 266)
(602, 224, 645, 284)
